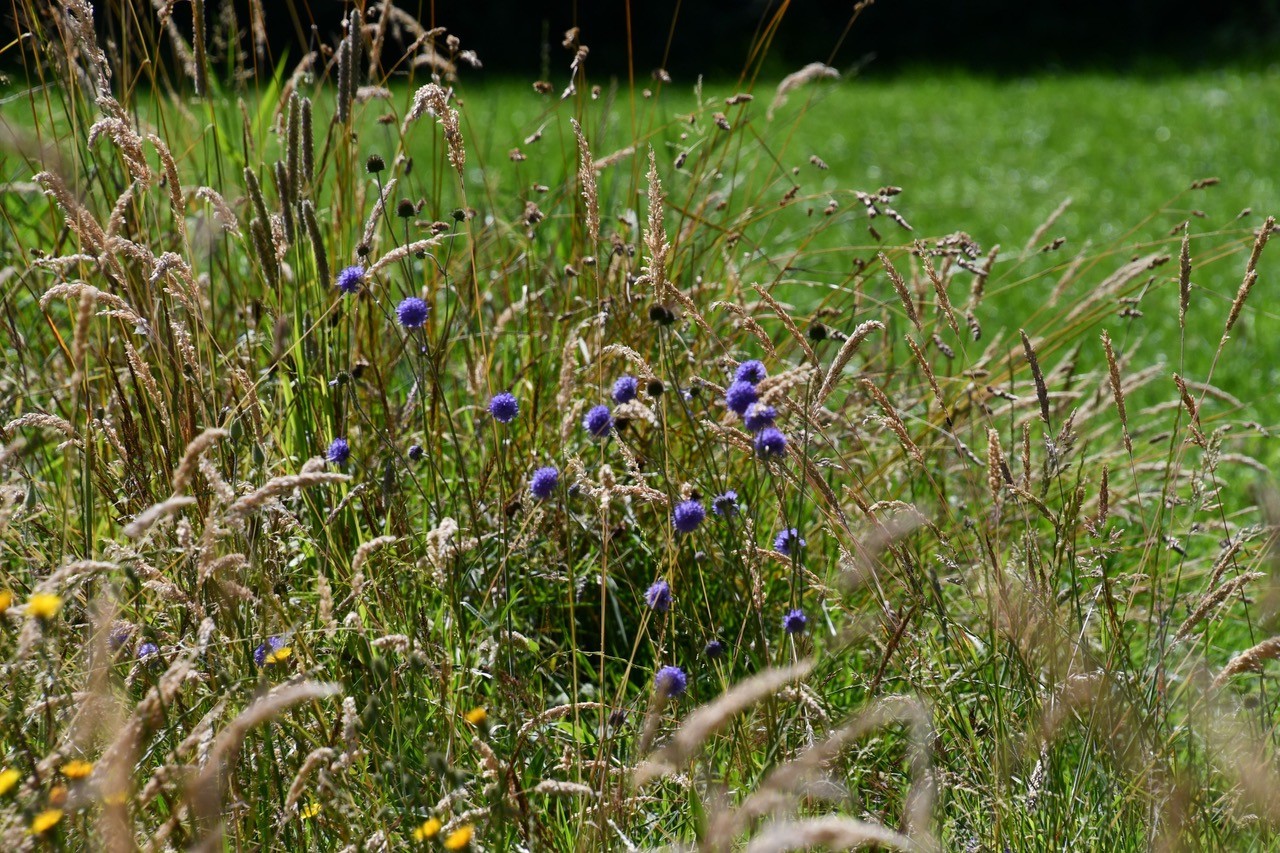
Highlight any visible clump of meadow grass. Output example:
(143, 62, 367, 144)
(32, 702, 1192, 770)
(1, 0, 1280, 849)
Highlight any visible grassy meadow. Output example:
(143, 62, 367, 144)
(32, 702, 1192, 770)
(2, 3, 1280, 851)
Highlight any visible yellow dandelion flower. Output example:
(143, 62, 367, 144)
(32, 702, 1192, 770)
(26, 593, 62, 620)
(265, 646, 293, 665)
(0, 589, 12, 613)
(29, 809, 62, 834)
(62, 760, 93, 780)
(299, 802, 321, 820)
(102, 790, 128, 807)
(413, 817, 442, 841)
(443, 825, 474, 850)
(464, 707, 487, 726)
(0, 769, 20, 796)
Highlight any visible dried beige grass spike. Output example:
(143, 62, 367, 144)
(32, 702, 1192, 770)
(879, 252, 921, 332)
(1020, 330, 1051, 426)
(405, 83, 465, 177)
(816, 320, 884, 404)
(745, 816, 916, 852)
(752, 284, 818, 364)
(225, 471, 350, 520)
(570, 118, 599, 244)
(173, 428, 229, 495)
(1100, 330, 1132, 455)
(34, 170, 108, 255)
(1213, 637, 1280, 688)
(634, 660, 813, 784)
(1023, 196, 1071, 258)
(1179, 230, 1192, 330)
(863, 379, 925, 466)
(124, 496, 197, 539)
(641, 147, 670, 299)
(768, 62, 839, 119)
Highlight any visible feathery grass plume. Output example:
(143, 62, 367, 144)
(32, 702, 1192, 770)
(349, 535, 397, 605)
(879, 252, 921, 333)
(1065, 252, 1169, 324)
(359, 175, 397, 255)
(987, 428, 1008, 507)
(3, 412, 76, 440)
(283, 747, 335, 814)
(862, 379, 925, 466)
(1100, 330, 1132, 455)
(918, 248, 960, 337)
(905, 336, 947, 423)
(816, 320, 885, 404)
(302, 199, 330, 288)
(273, 161, 294, 244)
(570, 119, 599, 244)
(369, 238, 442, 276)
(1020, 330, 1051, 426)
(195, 187, 240, 232)
(1174, 572, 1266, 644)
(768, 62, 839, 119)
(187, 682, 343, 842)
(642, 147, 670, 299)
(1213, 637, 1280, 688)
(965, 243, 998, 316)
(70, 286, 96, 381)
(711, 303, 780, 358)
(87, 117, 151, 181)
(1222, 215, 1275, 344)
(1179, 230, 1192, 331)
(752, 285, 818, 364)
(1172, 373, 1206, 445)
(249, 216, 280, 288)
(190, 0, 208, 96)
(171, 428, 228, 496)
(405, 84, 465, 177)
(34, 171, 108, 255)
(1047, 243, 1092, 307)
(224, 470, 350, 521)
(745, 817, 916, 852)
(123, 496, 197, 539)
(1095, 464, 1110, 529)
(1023, 196, 1072, 258)
(634, 660, 813, 784)
(147, 133, 187, 243)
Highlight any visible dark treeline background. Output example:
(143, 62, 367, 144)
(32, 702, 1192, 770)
(17, 1, 1280, 80)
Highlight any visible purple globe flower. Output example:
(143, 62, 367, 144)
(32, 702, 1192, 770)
(645, 579, 672, 612)
(724, 380, 759, 416)
(705, 639, 726, 659)
(396, 296, 430, 329)
(530, 466, 559, 500)
(712, 490, 740, 517)
(672, 499, 706, 534)
(783, 608, 807, 635)
(335, 264, 364, 294)
(489, 391, 519, 424)
(326, 437, 351, 465)
(774, 527, 806, 556)
(754, 426, 787, 458)
(655, 665, 688, 698)
(612, 375, 639, 404)
(136, 642, 159, 660)
(743, 403, 777, 432)
(583, 404, 613, 438)
(734, 360, 767, 384)
(408, 444, 424, 461)
(254, 636, 287, 667)
(108, 627, 132, 650)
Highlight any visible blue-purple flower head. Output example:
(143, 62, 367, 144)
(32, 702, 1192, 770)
(136, 641, 159, 660)
(725, 380, 759, 416)
(335, 264, 364, 295)
(655, 665, 688, 698)
(743, 403, 777, 432)
(396, 296, 430, 329)
(783, 608, 807, 635)
(712, 490, 740, 518)
(672, 499, 706, 534)
(612, 375, 639, 404)
(326, 437, 351, 465)
(645, 579, 672, 612)
(253, 636, 287, 667)
(530, 466, 559, 501)
(774, 527, 806, 556)
(489, 391, 519, 424)
(583, 404, 613, 438)
(408, 444, 424, 461)
(755, 426, 787, 458)
(704, 639, 726, 659)
(735, 360, 767, 384)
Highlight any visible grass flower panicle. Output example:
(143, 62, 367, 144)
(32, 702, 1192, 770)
(672, 499, 706, 533)
(335, 264, 364, 294)
(488, 391, 519, 424)
(724, 380, 759, 415)
(735, 359, 767, 384)
(783, 608, 808, 635)
(656, 665, 688, 698)
(396, 296, 430, 329)
(612, 375, 639, 404)
(755, 426, 787, 458)
(530, 466, 559, 500)
(646, 579, 672, 612)
(583, 404, 613, 437)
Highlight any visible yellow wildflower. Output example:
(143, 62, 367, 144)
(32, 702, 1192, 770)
(0, 589, 12, 613)
(26, 593, 62, 620)
(299, 802, 321, 819)
(29, 809, 62, 834)
(48, 785, 67, 807)
(464, 707, 487, 726)
(62, 760, 93, 780)
(265, 645, 293, 665)
(443, 825, 474, 850)
(102, 790, 128, 807)
(413, 817, 442, 841)
(0, 768, 19, 795)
